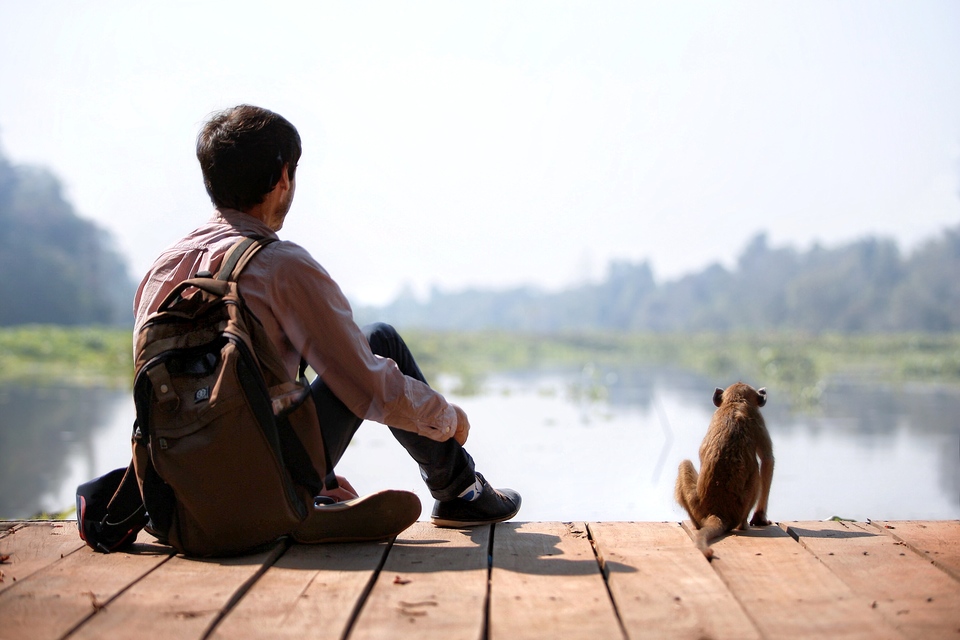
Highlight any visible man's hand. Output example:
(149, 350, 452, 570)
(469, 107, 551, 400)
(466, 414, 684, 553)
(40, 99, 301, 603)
(319, 474, 359, 502)
(452, 404, 470, 445)
(415, 404, 469, 443)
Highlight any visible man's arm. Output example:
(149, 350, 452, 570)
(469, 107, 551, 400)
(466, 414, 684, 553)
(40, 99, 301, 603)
(259, 242, 457, 441)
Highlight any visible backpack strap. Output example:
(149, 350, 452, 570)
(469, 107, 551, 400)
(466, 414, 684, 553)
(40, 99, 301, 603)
(156, 237, 274, 311)
(217, 236, 276, 282)
(284, 361, 339, 493)
(218, 235, 339, 494)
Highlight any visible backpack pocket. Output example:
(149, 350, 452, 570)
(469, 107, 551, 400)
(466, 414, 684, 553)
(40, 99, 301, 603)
(138, 338, 307, 556)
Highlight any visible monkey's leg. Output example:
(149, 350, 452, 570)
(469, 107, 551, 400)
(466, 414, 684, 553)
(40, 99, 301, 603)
(738, 472, 760, 530)
(750, 446, 775, 527)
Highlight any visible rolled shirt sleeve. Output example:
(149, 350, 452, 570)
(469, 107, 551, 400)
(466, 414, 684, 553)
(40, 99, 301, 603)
(243, 241, 456, 436)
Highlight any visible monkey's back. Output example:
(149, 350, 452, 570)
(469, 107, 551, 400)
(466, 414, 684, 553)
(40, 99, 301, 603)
(696, 404, 764, 525)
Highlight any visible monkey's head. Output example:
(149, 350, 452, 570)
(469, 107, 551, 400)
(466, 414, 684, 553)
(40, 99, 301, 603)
(713, 382, 767, 408)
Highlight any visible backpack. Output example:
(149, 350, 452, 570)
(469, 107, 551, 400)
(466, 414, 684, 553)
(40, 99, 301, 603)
(87, 236, 336, 557)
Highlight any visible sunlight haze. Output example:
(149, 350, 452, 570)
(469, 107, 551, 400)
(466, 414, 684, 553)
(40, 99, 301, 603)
(1, 1, 958, 306)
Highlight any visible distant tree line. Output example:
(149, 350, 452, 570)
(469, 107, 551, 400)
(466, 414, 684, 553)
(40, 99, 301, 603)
(369, 227, 960, 333)
(0, 145, 135, 326)
(2, 141, 957, 334)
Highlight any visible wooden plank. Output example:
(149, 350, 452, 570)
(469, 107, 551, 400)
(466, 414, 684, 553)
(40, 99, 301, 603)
(489, 521, 623, 640)
(68, 540, 284, 640)
(210, 539, 391, 639)
(350, 522, 490, 640)
(0, 528, 173, 640)
(589, 521, 761, 639)
(0, 521, 85, 593)
(784, 520, 960, 639)
(684, 521, 905, 639)
(870, 520, 960, 581)
(2, 519, 957, 640)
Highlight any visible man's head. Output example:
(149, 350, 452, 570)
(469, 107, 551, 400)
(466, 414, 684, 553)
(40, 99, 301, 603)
(196, 105, 301, 212)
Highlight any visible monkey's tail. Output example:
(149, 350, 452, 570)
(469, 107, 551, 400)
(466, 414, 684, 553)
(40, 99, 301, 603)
(694, 515, 727, 560)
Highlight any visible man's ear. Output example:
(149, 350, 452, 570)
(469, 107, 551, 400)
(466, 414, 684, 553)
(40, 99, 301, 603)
(276, 163, 292, 191)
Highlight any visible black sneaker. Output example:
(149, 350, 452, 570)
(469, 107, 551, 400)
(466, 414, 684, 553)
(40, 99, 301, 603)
(431, 474, 521, 527)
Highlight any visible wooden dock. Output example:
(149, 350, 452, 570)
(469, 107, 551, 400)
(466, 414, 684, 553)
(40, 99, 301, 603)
(1, 519, 958, 639)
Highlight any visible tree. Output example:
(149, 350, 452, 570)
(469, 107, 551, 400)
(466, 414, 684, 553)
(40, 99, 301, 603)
(890, 228, 960, 331)
(0, 145, 135, 326)
(366, 224, 960, 333)
(786, 238, 903, 332)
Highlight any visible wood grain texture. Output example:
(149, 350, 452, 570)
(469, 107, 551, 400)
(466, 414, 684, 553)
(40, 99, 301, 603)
(350, 523, 490, 640)
(871, 520, 960, 581)
(489, 521, 623, 640)
(0, 521, 85, 594)
(69, 540, 284, 640)
(0, 528, 173, 640)
(784, 520, 960, 639)
(211, 539, 390, 640)
(3, 520, 958, 639)
(684, 521, 905, 639)
(590, 521, 761, 639)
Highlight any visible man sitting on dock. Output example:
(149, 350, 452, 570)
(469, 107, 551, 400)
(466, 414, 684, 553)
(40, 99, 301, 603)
(133, 104, 520, 533)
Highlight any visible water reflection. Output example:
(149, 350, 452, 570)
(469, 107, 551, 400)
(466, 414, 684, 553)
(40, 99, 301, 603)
(2, 369, 958, 522)
(342, 367, 960, 523)
(0, 385, 134, 518)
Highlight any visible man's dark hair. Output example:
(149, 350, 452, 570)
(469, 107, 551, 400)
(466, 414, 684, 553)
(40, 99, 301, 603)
(196, 105, 302, 212)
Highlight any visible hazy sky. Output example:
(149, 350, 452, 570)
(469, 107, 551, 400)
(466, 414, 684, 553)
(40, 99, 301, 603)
(2, 1, 958, 306)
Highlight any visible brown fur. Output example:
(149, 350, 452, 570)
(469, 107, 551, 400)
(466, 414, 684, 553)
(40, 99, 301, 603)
(675, 382, 774, 560)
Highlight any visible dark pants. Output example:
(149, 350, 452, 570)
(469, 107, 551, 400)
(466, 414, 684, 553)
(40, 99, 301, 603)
(310, 323, 476, 502)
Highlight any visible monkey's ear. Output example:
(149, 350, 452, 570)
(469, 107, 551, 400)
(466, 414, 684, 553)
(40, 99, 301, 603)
(713, 387, 724, 407)
(757, 387, 767, 407)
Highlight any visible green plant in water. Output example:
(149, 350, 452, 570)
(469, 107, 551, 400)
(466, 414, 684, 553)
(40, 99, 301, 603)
(0, 325, 133, 388)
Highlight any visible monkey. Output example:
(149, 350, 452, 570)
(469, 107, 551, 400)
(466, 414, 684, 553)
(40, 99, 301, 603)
(675, 382, 774, 560)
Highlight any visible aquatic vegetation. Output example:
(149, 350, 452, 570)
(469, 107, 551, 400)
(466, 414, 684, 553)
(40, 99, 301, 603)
(1, 326, 958, 405)
(0, 325, 132, 387)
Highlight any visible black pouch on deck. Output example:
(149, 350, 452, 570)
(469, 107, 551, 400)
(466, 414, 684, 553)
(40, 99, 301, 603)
(76, 462, 148, 553)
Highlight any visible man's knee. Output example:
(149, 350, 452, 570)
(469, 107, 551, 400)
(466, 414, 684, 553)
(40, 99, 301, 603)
(364, 322, 427, 383)
(363, 322, 402, 356)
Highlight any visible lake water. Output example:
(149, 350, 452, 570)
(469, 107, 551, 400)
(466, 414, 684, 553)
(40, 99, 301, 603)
(2, 367, 958, 523)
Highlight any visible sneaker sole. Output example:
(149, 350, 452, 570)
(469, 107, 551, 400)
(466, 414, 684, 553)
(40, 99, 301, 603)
(292, 489, 421, 544)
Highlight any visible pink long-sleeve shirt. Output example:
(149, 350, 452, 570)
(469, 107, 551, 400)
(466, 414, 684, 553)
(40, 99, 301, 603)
(133, 208, 456, 437)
